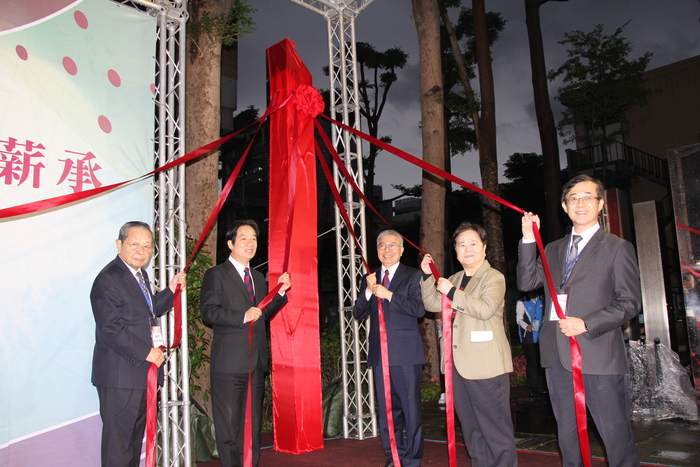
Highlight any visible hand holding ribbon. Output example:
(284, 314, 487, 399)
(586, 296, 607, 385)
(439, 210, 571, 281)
(420, 254, 457, 467)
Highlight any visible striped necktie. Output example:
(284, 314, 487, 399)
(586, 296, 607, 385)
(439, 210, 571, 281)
(244, 267, 255, 303)
(136, 270, 153, 312)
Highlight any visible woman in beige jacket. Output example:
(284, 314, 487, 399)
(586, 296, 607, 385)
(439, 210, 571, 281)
(421, 222, 517, 467)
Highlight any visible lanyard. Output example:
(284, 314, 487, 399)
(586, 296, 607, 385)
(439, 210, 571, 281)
(561, 243, 582, 287)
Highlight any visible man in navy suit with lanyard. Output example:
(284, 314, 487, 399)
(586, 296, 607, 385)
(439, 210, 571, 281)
(91, 221, 186, 467)
(517, 175, 641, 466)
(353, 229, 426, 467)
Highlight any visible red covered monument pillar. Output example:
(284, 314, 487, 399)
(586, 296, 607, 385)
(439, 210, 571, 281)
(266, 38, 324, 454)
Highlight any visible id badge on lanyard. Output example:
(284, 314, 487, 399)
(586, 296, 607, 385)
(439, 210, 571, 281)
(150, 314, 164, 348)
(549, 287, 570, 322)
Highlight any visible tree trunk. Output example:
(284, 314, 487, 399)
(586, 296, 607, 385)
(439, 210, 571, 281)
(473, 0, 509, 341)
(472, 0, 504, 275)
(525, 0, 564, 243)
(184, 0, 236, 416)
(412, 0, 445, 379)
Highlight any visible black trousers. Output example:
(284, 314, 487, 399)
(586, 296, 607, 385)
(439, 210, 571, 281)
(211, 368, 264, 467)
(96, 385, 147, 467)
(452, 369, 517, 467)
(522, 342, 545, 392)
(546, 354, 639, 467)
(373, 364, 424, 467)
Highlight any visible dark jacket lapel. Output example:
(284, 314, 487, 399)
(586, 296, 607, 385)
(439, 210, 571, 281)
(222, 260, 252, 304)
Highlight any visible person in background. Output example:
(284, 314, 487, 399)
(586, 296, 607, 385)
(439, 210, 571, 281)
(516, 289, 547, 399)
(91, 221, 186, 467)
(421, 222, 517, 467)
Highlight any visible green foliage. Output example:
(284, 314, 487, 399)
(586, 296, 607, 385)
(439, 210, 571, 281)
(261, 374, 273, 433)
(356, 42, 408, 93)
(510, 355, 527, 387)
(320, 323, 343, 388)
(549, 22, 653, 146)
(185, 238, 214, 400)
(445, 91, 479, 156)
(391, 184, 422, 198)
(441, 7, 506, 157)
(421, 375, 442, 403)
(233, 105, 259, 129)
(188, 1, 256, 55)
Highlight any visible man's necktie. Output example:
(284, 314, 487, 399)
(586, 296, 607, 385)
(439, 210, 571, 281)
(244, 267, 255, 303)
(136, 270, 153, 311)
(563, 234, 583, 284)
(382, 270, 390, 288)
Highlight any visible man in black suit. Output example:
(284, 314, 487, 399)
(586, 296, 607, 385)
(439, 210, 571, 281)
(201, 219, 291, 467)
(91, 221, 186, 467)
(353, 229, 426, 467)
(517, 174, 641, 466)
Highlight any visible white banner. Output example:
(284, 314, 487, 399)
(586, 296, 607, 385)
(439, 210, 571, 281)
(0, 0, 156, 464)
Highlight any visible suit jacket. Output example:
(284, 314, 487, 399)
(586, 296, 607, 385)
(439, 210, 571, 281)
(352, 263, 426, 367)
(516, 228, 641, 375)
(91, 256, 174, 390)
(421, 260, 512, 380)
(200, 260, 288, 374)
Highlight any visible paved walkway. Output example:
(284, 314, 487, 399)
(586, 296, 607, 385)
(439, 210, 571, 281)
(421, 386, 700, 466)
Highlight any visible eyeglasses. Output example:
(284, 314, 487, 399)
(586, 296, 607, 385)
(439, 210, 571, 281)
(566, 194, 601, 205)
(377, 243, 400, 251)
(123, 242, 153, 252)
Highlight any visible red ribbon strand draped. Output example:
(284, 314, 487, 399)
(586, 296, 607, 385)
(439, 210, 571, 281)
(1, 82, 606, 466)
(316, 114, 591, 466)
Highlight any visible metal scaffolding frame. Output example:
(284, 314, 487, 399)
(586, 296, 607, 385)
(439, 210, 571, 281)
(289, 0, 376, 439)
(113, 1, 190, 465)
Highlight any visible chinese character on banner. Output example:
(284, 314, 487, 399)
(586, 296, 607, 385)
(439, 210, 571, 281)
(58, 151, 103, 193)
(0, 137, 46, 188)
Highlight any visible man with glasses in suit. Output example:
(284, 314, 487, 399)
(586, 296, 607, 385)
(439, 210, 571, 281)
(518, 174, 641, 466)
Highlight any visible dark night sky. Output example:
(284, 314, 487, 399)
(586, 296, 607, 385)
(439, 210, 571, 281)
(237, 0, 700, 198)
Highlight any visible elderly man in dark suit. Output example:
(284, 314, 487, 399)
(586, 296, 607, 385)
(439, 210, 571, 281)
(517, 174, 641, 467)
(353, 229, 426, 467)
(201, 219, 290, 467)
(91, 221, 186, 467)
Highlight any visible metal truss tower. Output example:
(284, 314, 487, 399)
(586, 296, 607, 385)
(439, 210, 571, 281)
(114, 1, 190, 465)
(290, 0, 377, 439)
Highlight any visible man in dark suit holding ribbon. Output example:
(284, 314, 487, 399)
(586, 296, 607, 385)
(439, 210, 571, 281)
(201, 219, 291, 467)
(517, 174, 641, 466)
(91, 221, 186, 467)
(353, 229, 426, 467)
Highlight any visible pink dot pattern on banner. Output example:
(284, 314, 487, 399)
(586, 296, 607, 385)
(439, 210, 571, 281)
(150, 83, 157, 95)
(98, 115, 112, 134)
(16, 45, 28, 60)
(63, 57, 77, 75)
(74, 11, 89, 29)
(108, 69, 121, 87)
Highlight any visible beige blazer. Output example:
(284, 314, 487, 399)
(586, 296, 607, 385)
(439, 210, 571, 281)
(421, 260, 512, 380)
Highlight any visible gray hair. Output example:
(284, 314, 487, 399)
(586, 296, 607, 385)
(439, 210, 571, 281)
(376, 229, 403, 247)
(118, 221, 152, 241)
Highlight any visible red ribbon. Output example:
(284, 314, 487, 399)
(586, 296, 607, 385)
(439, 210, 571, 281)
(317, 114, 592, 466)
(315, 139, 407, 463)
(678, 221, 700, 237)
(532, 224, 590, 465)
(2, 82, 600, 465)
(376, 299, 401, 467)
(426, 263, 458, 467)
(145, 363, 159, 467)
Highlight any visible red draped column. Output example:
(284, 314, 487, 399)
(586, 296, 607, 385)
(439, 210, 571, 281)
(266, 38, 324, 454)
